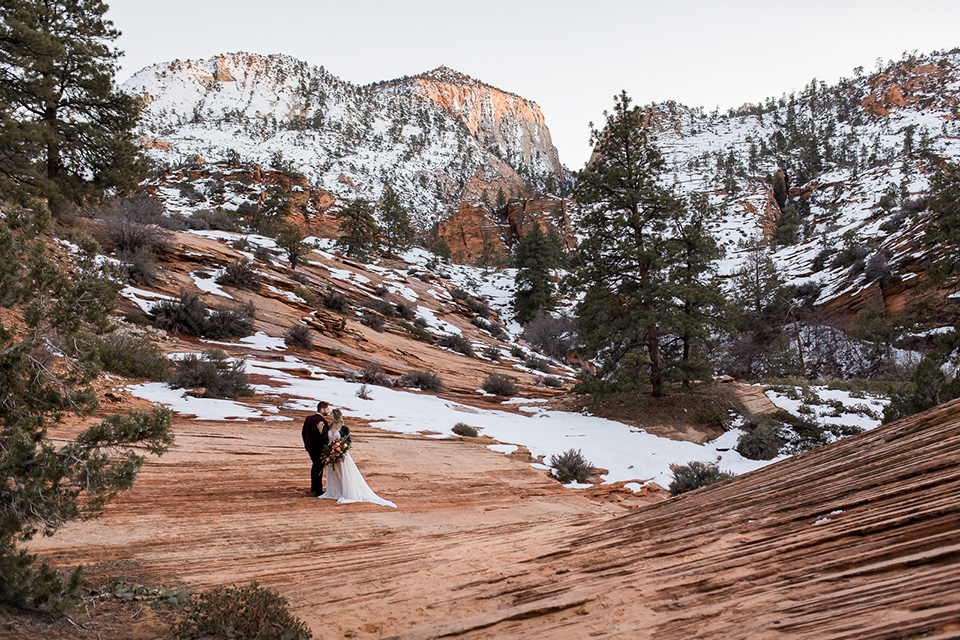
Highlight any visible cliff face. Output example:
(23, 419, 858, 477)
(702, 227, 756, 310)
(438, 195, 574, 263)
(374, 67, 565, 185)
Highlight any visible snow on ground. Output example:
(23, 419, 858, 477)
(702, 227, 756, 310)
(764, 384, 888, 431)
(120, 285, 174, 313)
(131, 354, 778, 490)
(191, 270, 233, 299)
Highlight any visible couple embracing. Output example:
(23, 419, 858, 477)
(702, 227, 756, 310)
(301, 401, 396, 508)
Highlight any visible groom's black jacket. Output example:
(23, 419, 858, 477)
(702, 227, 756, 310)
(302, 413, 329, 457)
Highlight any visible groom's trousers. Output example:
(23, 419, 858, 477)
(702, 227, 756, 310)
(310, 453, 325, 495)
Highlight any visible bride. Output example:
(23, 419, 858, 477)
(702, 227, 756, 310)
(319, 409, 396, 508)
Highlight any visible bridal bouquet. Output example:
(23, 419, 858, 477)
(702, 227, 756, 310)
(324, 438, 351, 465)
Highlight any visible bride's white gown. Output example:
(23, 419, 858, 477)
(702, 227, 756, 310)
(319, 429, 396, 508)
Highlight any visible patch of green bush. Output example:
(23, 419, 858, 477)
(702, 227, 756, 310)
(85, 332, 169, 380)
(396, 370, 442, 391)
(452, 422, 478, 437)
(284, 324, 313, 349)
(737, 421, 784, 460)
(175, 581, 311, 640)
(482, 373, 517, 396)
(668, 461, 735, 496)
(437, 334, 474, 357)
(216, 259, 262, 289)
(152, 290, 209, 336)
(203, 303, 256, 339)
(397, 321, 434, 343)
(168, 350, 253, 398)
(549, 448, 593, 483)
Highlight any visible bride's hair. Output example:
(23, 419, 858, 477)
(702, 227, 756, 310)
(331, 409, 344, 429)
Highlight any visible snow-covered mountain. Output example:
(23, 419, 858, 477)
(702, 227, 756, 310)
(642, 49, 960, 317)
(123, 53, 564, 227)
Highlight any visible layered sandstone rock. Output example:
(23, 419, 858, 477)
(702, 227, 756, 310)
(438, 195, 575, 263)
(376, 66, 565, 184)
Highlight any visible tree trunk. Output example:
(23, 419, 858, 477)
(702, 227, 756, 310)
(648, 322, 663, 397)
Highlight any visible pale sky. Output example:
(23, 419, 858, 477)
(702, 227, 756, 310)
(105, 0, 960, 169)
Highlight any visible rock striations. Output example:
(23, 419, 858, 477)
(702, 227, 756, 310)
(388, 398, 960, 639)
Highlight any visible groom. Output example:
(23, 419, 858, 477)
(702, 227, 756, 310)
(302, 401, 331, 496)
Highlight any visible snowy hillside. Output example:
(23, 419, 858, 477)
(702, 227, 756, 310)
(123, 53, 562, 227)
(643, 50, 960, 312)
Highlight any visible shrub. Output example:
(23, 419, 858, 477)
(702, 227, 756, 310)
(549, 448, 593, 483)
(85, 332, 169, 380)
(360, 311, 385, 332)
(203, 303, 256, 339)
(366, 299, 396, 317)
(482, 346, 501, 361)
(169, 350, 253, 398)
(356, 384, 372, 400)
(482, 373, 517, 396)
(230, 237, 250, 252)
(437, 334, 474, 357)
(253, 244, 275, 264)
(538, 376, 564, 388)
(412, 316, 429, 329)
(397, 320, 434, 343)
(104, 218, 169, 254)
(510, 345, 525, 359)
(396, 370, 442, 391)
(525, 355, 553, 374)
(175, 581, 311, 640)
(395, 301, 416, 320)
(668, 461, 735, 496)
(375, 285, 388, 296)
(321, 289, 349, 313)
(284, 324, 313, 349)
(152, 289, 208, 336)
(185, 208, 240, 232)
(452, 422, 478, 437)
(360, 362, 392, 386)
(216, 259, 262, 289)
(290, 272, 310, 285)
(737, 422, 784, 460)
(117, 246, 157, 286)
(695, 407, 729, 429)
(521, 312, 577, 359)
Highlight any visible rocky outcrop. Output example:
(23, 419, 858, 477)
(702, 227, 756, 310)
(374, 66, 566, 185)
(438, 195, 575, 263)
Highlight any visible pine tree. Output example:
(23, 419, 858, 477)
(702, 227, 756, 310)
(567, 91, 681, 397)
(378, 186, 415, 257)
(0, 201, 172, 612)
(335, 198, 379, 261)
(0, 0, 142, 213)
(275, 222, 311, 270)
(924, 161, 960, 284)
(666, 193, 726, 387)
(512, 222, 559, 324)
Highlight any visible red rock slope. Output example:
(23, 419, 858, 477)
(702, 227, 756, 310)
(391, 397, 960, 639)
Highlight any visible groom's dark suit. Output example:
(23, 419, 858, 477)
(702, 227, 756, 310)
(302, 412, 330, 495)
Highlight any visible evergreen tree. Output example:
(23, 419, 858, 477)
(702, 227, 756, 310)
(378, 186, 415, 257)
(0, 201, 172, 612)
(512, 222, 559, 324)
(0, 0, 142, 213)
(275, 222, 311, 270)
(566, 91, 681, 397)
(666, 193, 726, 387)
(335, 197, 379, 261)
(924, 161, 960, 284)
